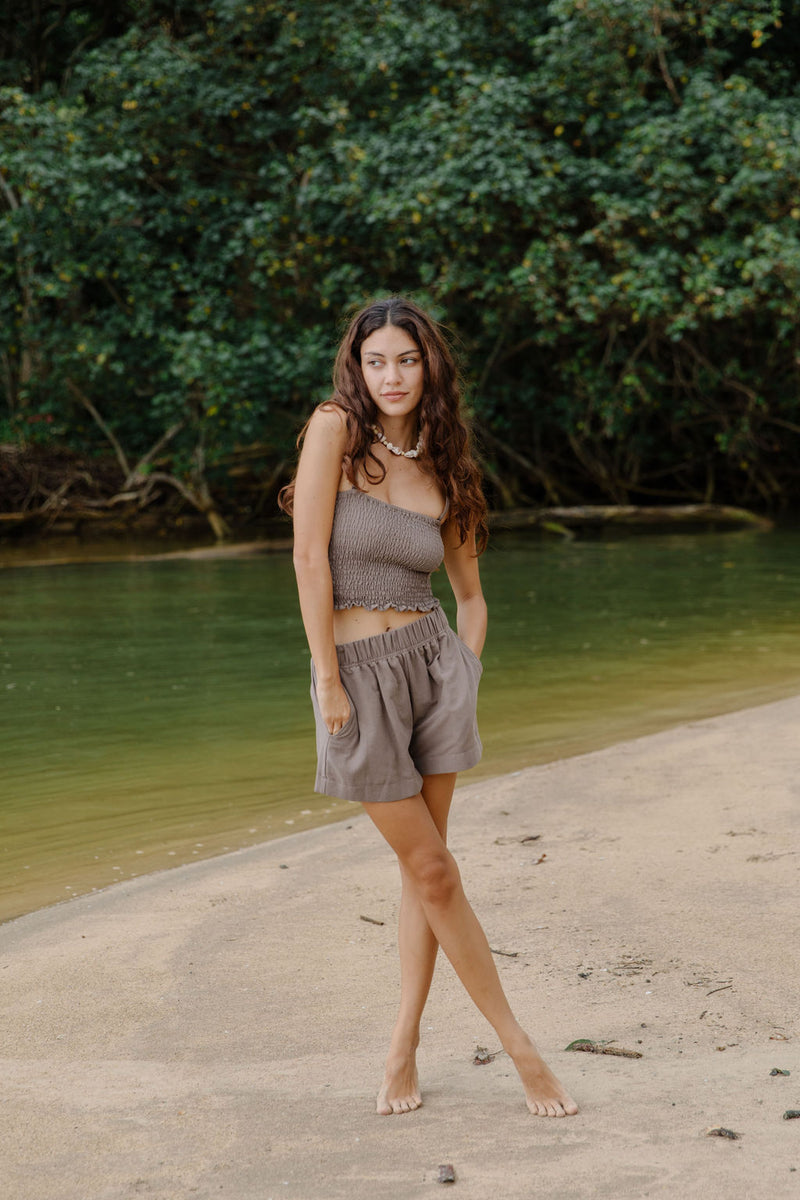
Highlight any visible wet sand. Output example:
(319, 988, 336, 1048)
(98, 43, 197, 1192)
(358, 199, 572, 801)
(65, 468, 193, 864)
(1, 696, 798, 1199)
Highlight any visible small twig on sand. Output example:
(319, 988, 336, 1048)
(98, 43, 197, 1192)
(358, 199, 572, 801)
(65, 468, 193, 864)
(494, 833, 542, 845)
(490, 947, 519, 958)
(565, 1039, 643, 1059)
(359, 915, 385, 926)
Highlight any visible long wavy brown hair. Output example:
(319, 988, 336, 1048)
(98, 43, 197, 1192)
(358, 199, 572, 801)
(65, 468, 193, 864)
(278, 296, 487, 551)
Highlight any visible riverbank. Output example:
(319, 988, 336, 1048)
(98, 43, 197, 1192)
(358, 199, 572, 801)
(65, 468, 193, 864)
(2, 695, 798, 1199)
(0, 500, 781, 570)
(3, 504, 777, 573)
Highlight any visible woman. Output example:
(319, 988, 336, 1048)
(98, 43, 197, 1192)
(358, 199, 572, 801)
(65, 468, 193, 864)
(280, 297, 577, 1118)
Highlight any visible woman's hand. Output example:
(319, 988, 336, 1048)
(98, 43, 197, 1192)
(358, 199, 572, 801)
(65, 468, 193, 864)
(316, 677, 352, 735)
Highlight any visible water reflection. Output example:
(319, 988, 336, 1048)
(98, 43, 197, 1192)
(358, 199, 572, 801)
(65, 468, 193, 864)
(2, 528, 799, 922)
(474, 529, 800, 764)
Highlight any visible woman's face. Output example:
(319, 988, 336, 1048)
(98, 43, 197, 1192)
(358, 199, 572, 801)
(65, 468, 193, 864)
(359, 323, 424, 424)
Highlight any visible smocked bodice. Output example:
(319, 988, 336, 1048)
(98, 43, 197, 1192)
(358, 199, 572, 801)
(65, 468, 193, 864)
(329, 488, 446, 612)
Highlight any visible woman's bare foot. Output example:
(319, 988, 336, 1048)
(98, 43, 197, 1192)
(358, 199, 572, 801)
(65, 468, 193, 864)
(376, 1049, 422, 1115)
(507, 1035, 579, 1117)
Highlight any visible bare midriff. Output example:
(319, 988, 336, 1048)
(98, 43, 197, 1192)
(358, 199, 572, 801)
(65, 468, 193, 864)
(333, 605, 429, 646)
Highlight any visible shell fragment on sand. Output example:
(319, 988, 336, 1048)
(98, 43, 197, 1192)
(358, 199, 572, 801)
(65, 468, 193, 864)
(473, 1044, 503, 1065)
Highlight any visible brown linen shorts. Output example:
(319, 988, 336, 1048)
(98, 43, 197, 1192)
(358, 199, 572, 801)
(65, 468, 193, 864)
(310, 604, 483, 804)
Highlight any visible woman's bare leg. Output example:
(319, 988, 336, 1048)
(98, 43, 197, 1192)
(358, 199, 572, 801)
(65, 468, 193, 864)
(363, 791, 578, 1117)
(377, 773, 455, 1114)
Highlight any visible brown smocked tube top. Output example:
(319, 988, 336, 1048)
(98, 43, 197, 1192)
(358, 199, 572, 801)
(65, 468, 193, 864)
(329, 488, 447, 612)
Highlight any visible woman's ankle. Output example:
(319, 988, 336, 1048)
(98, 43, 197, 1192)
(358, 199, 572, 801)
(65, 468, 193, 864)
(388, 1021, 421, 1055)
(500, 1027, 536, 1060)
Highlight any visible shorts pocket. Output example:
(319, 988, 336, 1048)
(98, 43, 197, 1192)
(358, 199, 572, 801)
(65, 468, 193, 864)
(455, 634, 484, 676)
(322, 682, 359, 785)
(310, 663, 358, 739)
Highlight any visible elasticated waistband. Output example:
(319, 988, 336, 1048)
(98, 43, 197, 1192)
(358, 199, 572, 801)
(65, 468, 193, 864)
(336, 603, 447, 668)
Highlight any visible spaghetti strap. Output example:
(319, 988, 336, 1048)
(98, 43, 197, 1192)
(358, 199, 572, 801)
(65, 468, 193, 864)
(437, 496, 450, 524)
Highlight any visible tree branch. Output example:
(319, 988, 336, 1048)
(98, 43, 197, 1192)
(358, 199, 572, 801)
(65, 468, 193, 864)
(476, 327, 506, 397)
(651, 6, 683, 108)
(125, 419, 186, 487)
(681, 341, 760, 402)
(477, 423, 579, 504)
(65, 378, 131, 478)
(0, 172, 21, 212)
(146, 470, 231, 541)
(762, 416, 800, 438)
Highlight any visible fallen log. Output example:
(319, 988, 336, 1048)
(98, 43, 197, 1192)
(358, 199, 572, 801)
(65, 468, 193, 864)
(488, 504, 773, 535)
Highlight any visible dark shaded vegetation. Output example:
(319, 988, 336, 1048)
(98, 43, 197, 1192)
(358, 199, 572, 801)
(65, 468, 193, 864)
(2, 0, 799, 536)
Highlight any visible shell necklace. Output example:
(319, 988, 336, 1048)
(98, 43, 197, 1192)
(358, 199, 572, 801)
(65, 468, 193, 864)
(371, 424, 422, 459)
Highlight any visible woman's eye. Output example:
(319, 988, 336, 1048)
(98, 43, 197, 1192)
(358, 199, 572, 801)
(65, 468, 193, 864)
(364, 357, 418, 367)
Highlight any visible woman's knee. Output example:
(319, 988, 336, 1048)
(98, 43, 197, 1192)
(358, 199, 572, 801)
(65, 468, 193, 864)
(406, 849, 460, 908)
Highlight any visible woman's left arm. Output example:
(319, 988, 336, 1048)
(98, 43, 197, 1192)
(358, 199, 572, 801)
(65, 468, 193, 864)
(442, 522, 488, 659)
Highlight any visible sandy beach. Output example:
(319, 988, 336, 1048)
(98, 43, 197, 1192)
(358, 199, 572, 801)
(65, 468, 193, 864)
(2, 695, 799, 1200)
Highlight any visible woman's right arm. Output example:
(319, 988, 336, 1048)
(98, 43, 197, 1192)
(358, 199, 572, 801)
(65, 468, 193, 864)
(291, 405, 351, 734)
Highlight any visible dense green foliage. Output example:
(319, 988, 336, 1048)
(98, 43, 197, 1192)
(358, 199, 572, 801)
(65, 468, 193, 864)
(2, 0, 799, 526)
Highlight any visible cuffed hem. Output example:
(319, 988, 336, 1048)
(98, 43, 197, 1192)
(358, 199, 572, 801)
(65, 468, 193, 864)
(315, 772, 423, 804)
(415, 742, 483, 778)
(315, 737, 482, 804)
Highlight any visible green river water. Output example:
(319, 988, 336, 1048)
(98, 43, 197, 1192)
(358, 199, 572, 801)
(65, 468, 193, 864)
(2, 525, 799, 924)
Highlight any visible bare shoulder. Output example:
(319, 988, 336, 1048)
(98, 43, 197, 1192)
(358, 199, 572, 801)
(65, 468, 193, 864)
(306, 402, 349, 440)
(295, 404, 348, 511)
